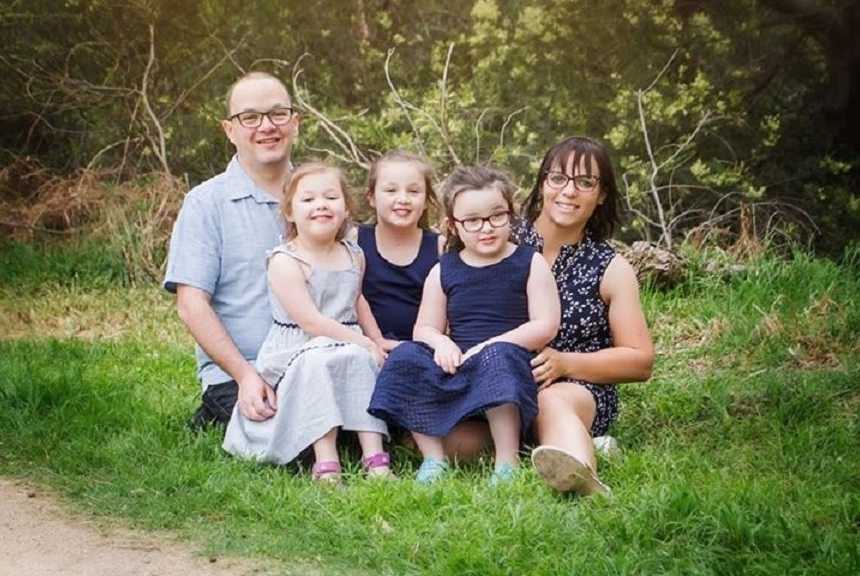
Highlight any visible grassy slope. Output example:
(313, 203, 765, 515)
(1, 240, 858, 575)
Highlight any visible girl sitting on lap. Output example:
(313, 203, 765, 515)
(369, 165, 560, 484)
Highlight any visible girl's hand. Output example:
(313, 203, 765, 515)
(434, 338, 463, 374)
(376, 338, 402, 353)
(531, 347, 565, 389)
(362, 337, 387, 367)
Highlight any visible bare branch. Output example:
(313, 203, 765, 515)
(437, 43, 461, 164)
(385, 48, 427, 157)
(139, 25, 170, 175)
(636, 86, 671, 249)
(642, 48, 680, 94)
(386, 47, 462, 164)
(497, 106, 528, 154)
(162, 33, 249, 120)
(473, 108, 494, 163)
(292, 54, 370, 169)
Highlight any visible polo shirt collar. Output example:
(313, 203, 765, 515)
(225, 155, 281, 204)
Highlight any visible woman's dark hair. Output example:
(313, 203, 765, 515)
(520, 136, 620, 240)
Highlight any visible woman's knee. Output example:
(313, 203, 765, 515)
(537, 383, 596, 423)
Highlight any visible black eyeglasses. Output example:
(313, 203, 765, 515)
(451, 211, 511, 233)
(544, 171, 600, 192)
(228, 107, 296, 128)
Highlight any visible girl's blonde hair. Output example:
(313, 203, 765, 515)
(365, 150, 440, 229)
(440, 165, 517, 252)
(282, 161, 355, 241)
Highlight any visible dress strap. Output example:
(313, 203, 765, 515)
(340, 238, 364, 270)
(266, 242, 311, 267)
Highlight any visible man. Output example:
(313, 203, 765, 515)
(163, 71, 299, 427)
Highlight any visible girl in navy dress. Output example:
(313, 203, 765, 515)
(357, 151, 443, 349)
(369, 166, 560, 484)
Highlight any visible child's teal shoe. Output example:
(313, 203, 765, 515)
(489, 463, 517, 486)
(416, 458, 449, 485)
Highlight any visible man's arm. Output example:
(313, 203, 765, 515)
(176, 285, 276, 421)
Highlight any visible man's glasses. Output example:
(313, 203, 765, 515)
(451, 210, 511, 233)
(544, 171, 600, 192)
(228, 107, 296, 129)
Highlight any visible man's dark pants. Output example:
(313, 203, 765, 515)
(190, 380, 238, 429)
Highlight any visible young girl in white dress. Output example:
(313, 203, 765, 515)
(223, 162, 390, 482)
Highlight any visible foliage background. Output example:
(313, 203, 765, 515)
(1, 0, 858, 255)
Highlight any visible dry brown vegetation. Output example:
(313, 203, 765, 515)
(1, 159, 185, 283)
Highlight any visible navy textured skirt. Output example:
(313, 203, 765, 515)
(368, 341, 538, 437)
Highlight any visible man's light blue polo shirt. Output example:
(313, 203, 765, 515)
(163, 156, 285, 390)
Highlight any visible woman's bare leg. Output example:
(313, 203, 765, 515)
(534, 382, 597, 471)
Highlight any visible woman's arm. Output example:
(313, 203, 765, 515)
(532, 255, 654, 386)
(478, 253, 560, 351)
(269, 253, 373, 348)
(413, 264, 462, 373)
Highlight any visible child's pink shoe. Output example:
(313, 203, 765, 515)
(311, 460, 342, 483)
(362, 452, 395, 478)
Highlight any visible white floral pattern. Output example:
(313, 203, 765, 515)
(513, 219, 619, 436)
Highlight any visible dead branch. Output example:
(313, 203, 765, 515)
(385, 48, 428, 157)
(162, 33, 248, 120)
(473, 107, 494, 163)
(437, 43, 461, 164)
(385, 46, 461, 164)
(291, 54, 370, 169)
(497, 106, 528, 155)
(139, 25, 170, 176)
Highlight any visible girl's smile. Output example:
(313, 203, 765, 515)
(371, 160, 428, 230)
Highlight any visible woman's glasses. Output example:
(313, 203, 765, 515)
(544, 171, 600, 192)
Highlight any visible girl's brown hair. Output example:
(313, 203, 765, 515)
(365, 150, 440, 229)
(282, 161, 355, 241)
(439, 165, 517, 252)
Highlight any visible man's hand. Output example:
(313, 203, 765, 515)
(237, 370, 277, 421)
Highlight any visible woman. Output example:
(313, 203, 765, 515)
(515, 136, 654, 496)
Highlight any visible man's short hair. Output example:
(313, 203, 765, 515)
(224, 71, 290, 117)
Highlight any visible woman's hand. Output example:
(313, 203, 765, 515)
(531, 346, 566, 389)
(434, 337, 463, 374)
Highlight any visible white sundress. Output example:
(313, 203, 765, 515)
(222, 239, 388, 465)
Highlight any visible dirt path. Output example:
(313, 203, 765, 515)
(0, 478, 271, 576)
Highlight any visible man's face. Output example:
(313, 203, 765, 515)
(221, 77, 298, 170)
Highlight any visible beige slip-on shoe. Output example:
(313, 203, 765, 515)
(531, 445, 612, 496)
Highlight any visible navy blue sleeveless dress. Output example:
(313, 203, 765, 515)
(357, 225, 439, 341)
(512, 220, 619, 436)
(368, 244, 539, 437)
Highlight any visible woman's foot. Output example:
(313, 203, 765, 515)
(415, 458, 449, 485)
(531, 445, 611, 496)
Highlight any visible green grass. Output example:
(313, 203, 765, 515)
(1, 245, 858, 575)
